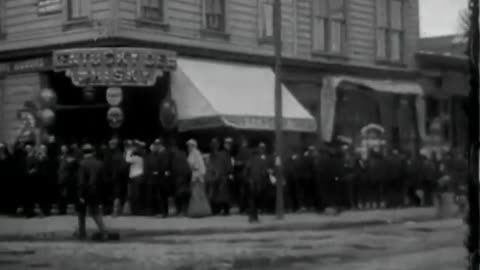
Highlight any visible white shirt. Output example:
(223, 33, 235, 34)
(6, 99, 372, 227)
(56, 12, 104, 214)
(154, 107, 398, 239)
(125, 150, 144, 179)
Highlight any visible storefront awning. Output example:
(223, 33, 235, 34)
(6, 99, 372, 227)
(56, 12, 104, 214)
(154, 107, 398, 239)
(333, 75, 424, 95)
(171, 58, 317, 132)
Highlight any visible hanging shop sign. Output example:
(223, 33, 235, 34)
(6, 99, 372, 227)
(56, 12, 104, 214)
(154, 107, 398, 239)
(107, 107, 124, 129)
(159, 99, 178, 130)
(0, 57, 52, 75)
(38, 0, 62, 16)
(53, 48, 177, 87)
(106, 87, 123, 106)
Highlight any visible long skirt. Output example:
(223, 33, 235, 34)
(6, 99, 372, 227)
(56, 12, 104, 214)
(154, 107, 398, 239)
(187, 181, 212, 218)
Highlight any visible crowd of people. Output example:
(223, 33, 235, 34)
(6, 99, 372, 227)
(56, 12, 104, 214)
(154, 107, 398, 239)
(0, 135, 468, 224)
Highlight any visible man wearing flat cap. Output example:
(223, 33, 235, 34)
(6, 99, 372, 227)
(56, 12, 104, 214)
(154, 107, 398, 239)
(76, 143, 108, 240)
(207, 138, 232, 215)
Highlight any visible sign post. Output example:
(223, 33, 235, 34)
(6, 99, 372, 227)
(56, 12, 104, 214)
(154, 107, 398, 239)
(273, 0, 284, 220)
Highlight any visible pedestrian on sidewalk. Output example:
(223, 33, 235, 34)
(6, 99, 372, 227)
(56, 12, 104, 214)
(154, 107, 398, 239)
(186, 139, 212, 218)
(244, 142, 272, 223)
(169, 140, 191, 216)
(125, 141, 146, 215)
(75, 144, 108, 240)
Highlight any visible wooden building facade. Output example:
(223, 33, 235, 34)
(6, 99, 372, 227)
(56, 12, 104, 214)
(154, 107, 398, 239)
(0, 0, 423, 152)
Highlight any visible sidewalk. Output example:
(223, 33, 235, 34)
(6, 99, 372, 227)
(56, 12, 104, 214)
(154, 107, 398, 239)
(0, 207, 446, 241)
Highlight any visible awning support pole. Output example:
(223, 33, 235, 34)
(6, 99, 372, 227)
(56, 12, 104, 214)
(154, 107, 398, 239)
(274, 0, 284, 220)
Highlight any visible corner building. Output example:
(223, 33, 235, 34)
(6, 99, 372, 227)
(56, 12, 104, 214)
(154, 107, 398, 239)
(0, 0, 424, 153)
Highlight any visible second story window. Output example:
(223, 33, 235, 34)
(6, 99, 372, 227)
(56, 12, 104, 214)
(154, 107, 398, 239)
(258, 0, 274, 41)
(139, 0, 164, 21)
(67, 0, 90, 20)
(204, 0, 226, 32)
(312, 0, 346, 54)
(376, 0, 403, 62)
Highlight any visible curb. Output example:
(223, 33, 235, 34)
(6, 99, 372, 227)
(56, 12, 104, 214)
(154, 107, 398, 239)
(0, 215, 444, 242)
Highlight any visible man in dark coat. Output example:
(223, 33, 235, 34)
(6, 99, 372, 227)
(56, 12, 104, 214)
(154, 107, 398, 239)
(208, 138, 232, 215)
(145, 138, 171, 217)
(284, 149, 303, 212)
(234, 138, 251, 214)
(169, 141, 191, 216)
(244, 142, 272, 223)
(367, 147, 388, 208)
(103, 138, 124, 215)
(76, 144, 108, 240)
(0, 143, 14, 214)
(386, 149, 405, 208)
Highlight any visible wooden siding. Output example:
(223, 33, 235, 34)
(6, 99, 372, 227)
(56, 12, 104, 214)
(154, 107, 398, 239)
(0, 0, 111, 52)
(118, 0, 296, 57)
(0, 73, 42, 144)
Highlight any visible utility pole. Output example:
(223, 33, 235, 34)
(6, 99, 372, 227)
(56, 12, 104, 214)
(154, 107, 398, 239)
(273, 0, 284, 220)
(467, 0, 479, 269)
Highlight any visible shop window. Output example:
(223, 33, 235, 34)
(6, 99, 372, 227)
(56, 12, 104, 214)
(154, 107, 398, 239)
(376, 0, 403, 62)
(138, 0, 165, 22)
(67, 0, 90, 21)
(203, 0, 227, 32)
(258, 0, 274, 42)
(312, 0, 346, 54)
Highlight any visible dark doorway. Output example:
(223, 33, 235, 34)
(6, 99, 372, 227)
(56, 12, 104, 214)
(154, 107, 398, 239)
(48, 71, 169, 145)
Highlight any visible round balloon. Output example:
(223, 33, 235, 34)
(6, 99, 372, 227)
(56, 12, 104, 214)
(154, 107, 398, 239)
(107, 107, 124, 129)
(39, 88, 57, 108)
(38, 109, 55, 127)
(106, 87, 123, 106)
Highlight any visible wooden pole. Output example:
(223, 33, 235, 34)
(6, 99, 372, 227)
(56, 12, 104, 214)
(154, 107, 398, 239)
(467, 1, 480, 269)
(273, 0, 284, 220)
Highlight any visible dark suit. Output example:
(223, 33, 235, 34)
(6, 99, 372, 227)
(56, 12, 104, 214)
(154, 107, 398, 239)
(145, 150, 170, 216)
(244, 153, 272, 221)
(170, 148, 191, 215)
(208, 151, 232, 215)
(77, 154, 106, 236)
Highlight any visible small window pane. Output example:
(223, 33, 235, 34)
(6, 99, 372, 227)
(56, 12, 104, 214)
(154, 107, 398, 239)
(390, 0, 403, 30)
(329, 0, 344, 18)
(376, 0, 387, 27)
(68, 0, 88, 19)
(205, 0, 225, 31)
(390, 31, 402, 61)
(262, 1, 274, 38)
(376, 29, 387, 58)
(313, 17, 326, 51)
(329, 20, 343, 53)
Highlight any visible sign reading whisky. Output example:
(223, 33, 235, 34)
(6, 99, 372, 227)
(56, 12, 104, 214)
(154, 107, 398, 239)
(53, 48, 177, 87)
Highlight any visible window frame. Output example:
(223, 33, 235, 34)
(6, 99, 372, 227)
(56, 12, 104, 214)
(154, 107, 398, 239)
(375, 0, 405, 64)
(257, 0, 275, 44)
(201, 0, 229, 35)
(136, 0, 169, 29)
(311, 0, 347, 56)
(63, 0, 92, 31)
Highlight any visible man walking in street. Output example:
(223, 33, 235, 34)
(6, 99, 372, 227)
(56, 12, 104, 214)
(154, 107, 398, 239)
(76, 144, 108, 240)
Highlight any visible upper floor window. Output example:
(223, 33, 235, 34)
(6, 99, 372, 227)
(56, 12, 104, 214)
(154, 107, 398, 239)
(67, 0, 90, 20)
(258, 0, 274, 41)
(203, 0, 226, 32)
(139, 0, 165, 21)
(312, 0, 346, 54)
(376, 0, 403, 62)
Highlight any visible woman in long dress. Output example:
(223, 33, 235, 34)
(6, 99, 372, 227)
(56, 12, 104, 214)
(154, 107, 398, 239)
(186, 139, 212, 218)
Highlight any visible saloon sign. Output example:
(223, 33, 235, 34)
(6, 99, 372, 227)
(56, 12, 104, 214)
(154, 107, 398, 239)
(53, 48, 177, 87)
